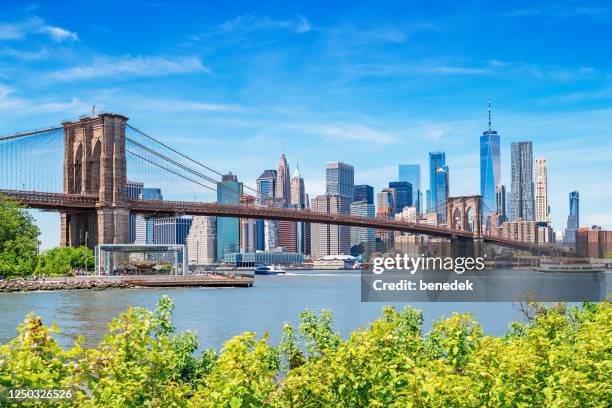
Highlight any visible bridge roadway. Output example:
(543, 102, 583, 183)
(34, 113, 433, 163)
(0, 189, 562, 254)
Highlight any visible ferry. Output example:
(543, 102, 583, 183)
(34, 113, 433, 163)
(254, 264, 286, 275)
(535, 263, 605, 273)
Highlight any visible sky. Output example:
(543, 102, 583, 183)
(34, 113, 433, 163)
(0, 0, 611, 249)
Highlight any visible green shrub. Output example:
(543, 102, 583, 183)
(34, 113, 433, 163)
(0, 297, 610, 407)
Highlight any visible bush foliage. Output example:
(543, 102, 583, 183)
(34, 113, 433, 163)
(0, 296, 610, 407)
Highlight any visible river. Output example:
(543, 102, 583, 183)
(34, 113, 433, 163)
(0, 270, 607, 350)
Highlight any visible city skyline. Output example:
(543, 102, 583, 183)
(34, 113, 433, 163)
(0, 1, 610, 248)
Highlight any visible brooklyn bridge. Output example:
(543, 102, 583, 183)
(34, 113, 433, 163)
(0, 113, 567, 256)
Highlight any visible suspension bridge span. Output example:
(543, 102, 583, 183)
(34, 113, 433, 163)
(0, 113, 567, 256)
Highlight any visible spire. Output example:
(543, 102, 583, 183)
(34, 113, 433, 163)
(488, 98, 492, 133)
(293, 163, 301, 179)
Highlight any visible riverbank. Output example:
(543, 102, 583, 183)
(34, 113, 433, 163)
(0, 278, 133, 292)
(0, 274, 253, 292)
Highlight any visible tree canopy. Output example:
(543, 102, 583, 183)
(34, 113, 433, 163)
(0, 194, 40, 277)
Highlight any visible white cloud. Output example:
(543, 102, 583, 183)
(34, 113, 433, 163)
(298, 122, 397, 143)
(0, 17, 78, 42)
(43, 55, 209, 82)
(219, 14, 312, 34)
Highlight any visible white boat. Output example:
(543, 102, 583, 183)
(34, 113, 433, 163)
(535, 263, 604, 273)
(254, 264, 286, 275)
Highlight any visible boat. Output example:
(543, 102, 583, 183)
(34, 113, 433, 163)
(535, 263, 605, 273)
(254, 264, 286, 275)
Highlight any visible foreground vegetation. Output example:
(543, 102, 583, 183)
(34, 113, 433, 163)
(0, 194, 93, 278)
(0, 297, 610, 407)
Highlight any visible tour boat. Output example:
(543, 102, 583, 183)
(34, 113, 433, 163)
(254, 264, 286, 275)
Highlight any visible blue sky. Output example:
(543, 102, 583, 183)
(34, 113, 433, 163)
(0, 1, 611, 249)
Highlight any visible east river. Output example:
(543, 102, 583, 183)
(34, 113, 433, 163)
(0, 270, 609, 350)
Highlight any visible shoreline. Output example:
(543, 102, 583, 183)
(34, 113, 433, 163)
(0, 274, 254, 292)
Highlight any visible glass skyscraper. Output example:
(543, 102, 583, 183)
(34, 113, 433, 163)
(480, 126, 500, 221)
(564, 191, 579, 244)
(326, 162, 354, 201)
(216, 173, 243, 261)
(388, 181, 412, 214)
(510, 141, 535, 221)
(354, 184, 374, 205)
(429, 152, 448, 223)
(398, 164, 421, 213)
(256, 169, 276, 204)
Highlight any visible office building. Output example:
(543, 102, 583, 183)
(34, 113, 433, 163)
(310, 194, 351, 258)
(429, 152, 449, 223)
(498, 219, 538, 244)
(564, 191, 580, 245)
(354, 184, 374, 205)
(495, 184, 507, 224)
(216, 173, 243, 261)
(535, 158, 549, 224)
(395, 206, 417, 223)
(480, 100, 501, 223)
(350, 200, 376, 256)
(142, 188, 163, 200)
(224, 251, 304, 267)
(510, 141, 535, 221)
(398, 164, 422, 213)
(290, 165, 306, 207)
(276, 154, 291, 204)
(239, 195, 258, 253)
(153, 217, 192, 245)
(186, 216, 216, 266)
(126, 181, 144, 243)
(256, 170, 277, 204)
(326, 162, 354, 200)
(388, 181, 412, 214)
(264, 220, 279, 251)
(576, 226, 612, 258)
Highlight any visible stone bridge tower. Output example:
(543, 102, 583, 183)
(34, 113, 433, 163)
(60, 113, 129, 248)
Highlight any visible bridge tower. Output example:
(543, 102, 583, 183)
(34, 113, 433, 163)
(446, 195, 483, 258)
(60, 113, 129, 248)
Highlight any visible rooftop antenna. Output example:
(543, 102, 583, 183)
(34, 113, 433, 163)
(92, 105, 96, 116)
(488, 98, 492, 133)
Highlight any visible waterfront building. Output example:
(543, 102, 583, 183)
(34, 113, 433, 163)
(264, 220, 279, 251)
(480, 100, 501, 223)
(354, 184, 374, 205)
(429, 152, 449, 223)
(576, 226, 612, 258)
(216, 173, 242, 261)
(186, 216, 216, 266)
(153, 217, 192, 245)
(278, 220, 298, 252)
(310, 194, 351, 258)
(276, 154, 291, 204)
(326, 162, 354, 201)
(224, 250, 304, 267)
(134, 215, 152, 244)
(388, 181, 412, 214)
(398, 164, 422, 213)
(256, 169, 277, 204)
(350, 200, 376, 256)
(498, 219, 538, 243)
(564, 191, 580, 245)
(535, 158, 550, 224)
(495, 184, 507, 224)
(510, 141, 535, 221)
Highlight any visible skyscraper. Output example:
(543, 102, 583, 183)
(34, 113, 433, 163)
(388, 181, 412, 214)
(354, 184, 374, 205)
(326, 162, 354, 201)
(429, 152, 448, 223)
(350, 201, 376, 256)
(153, 217, 192, 244)
(256, 170, 276, 204)
(495, 184, 507, 224)
(535, 158, 549, 224)
(290, 165, 306, 207)
(398, 164, 421, 213)
(186, 216, 216, 266)
(480, 100, 501, 221)
(564, 191, 579, 245)
(511, 141, 535, 221)
(126, 181, 144, 243)
(310, 194, 351, 258)
(216, 173, 243, 261)
(276, 154, 291, 204)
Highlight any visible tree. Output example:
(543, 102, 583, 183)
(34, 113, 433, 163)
(0, 194, 40, 277)
(35, 246, 94, 276)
